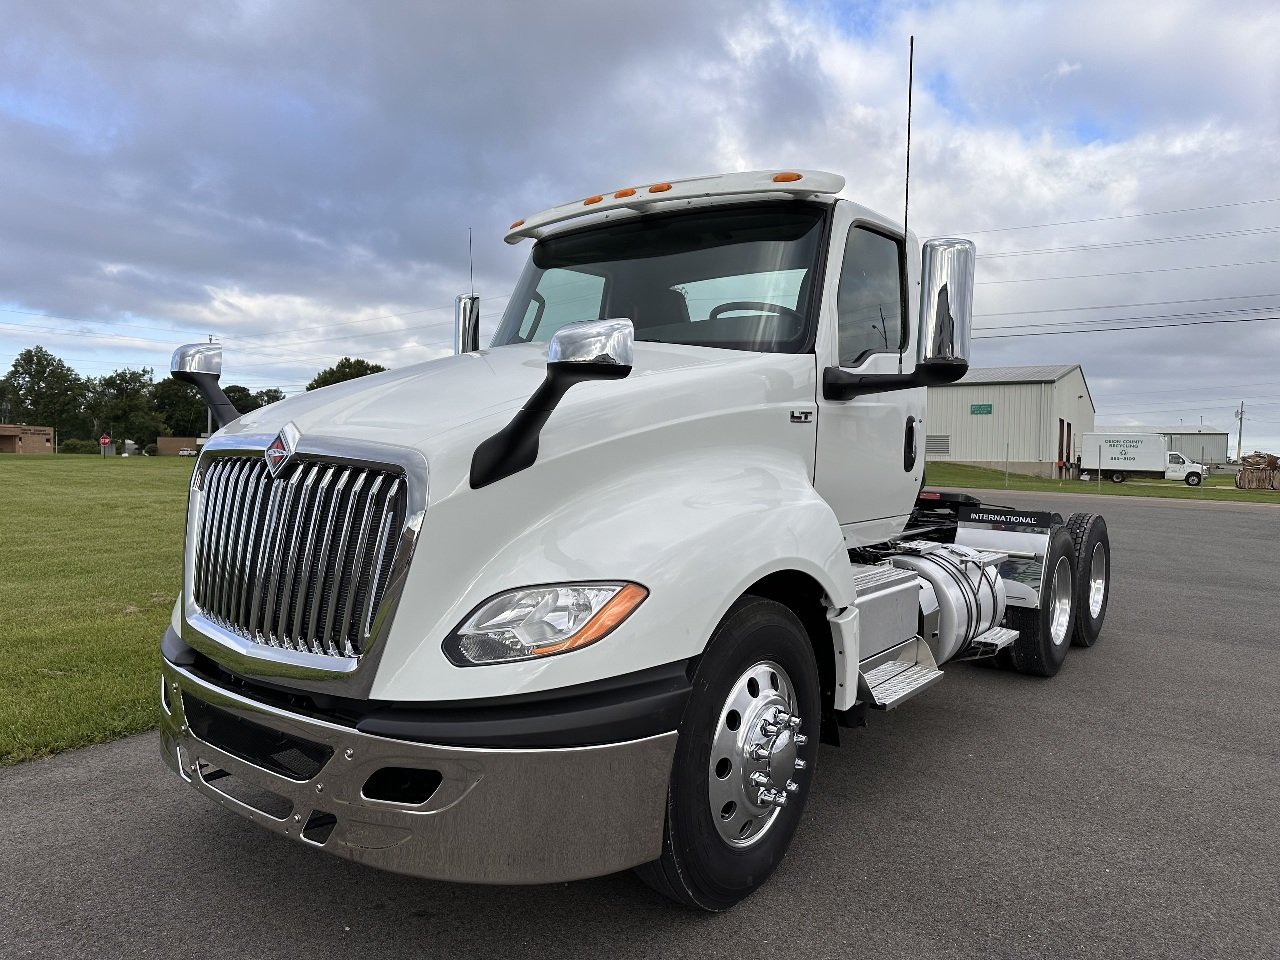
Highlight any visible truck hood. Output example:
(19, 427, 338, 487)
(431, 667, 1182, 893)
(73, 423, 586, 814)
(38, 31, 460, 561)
(218, 341, 805, 454)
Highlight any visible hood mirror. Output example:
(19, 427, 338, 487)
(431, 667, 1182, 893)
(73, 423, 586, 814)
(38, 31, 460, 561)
(547, 317, 634, 372)
(171, 343, 241, 429)
(470, 318, 634, 489)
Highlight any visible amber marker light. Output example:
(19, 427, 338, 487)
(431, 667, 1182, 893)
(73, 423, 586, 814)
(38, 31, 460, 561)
(510, 219, 525, 229)
(532, 583, 649, 657)
(772, 172, 803, 182)
(649, 182, 672, 193)
(584, 195, 604, 205)
(614, 188, 637, 198)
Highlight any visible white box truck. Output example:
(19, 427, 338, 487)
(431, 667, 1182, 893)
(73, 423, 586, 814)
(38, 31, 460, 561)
(161, 170, 1115, 910)
(1081, 432, 1206, 486)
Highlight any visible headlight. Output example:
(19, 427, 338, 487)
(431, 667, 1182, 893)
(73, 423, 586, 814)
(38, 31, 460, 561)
(443, 582, 648, 666)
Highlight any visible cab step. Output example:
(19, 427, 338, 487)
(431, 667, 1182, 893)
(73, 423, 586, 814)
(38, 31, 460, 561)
(860, 652, 944, 710)
(958, 625, 1019, 659)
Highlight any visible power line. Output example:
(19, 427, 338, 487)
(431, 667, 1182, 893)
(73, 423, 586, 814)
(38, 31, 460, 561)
(976, 258, 1280, 285)
(953, 195, 1280, 235)
(976, 292, 1280, 319)
(978, 225, 1280, 259)
(972, 313, 1280, 339)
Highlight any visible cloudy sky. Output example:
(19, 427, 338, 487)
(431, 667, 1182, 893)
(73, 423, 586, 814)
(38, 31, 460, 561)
(3, 0, 1279, 451)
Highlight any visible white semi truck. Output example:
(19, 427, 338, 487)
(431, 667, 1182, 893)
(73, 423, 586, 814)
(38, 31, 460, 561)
(161, 170, 1113, 910)
(1081, 431, 1206, 486)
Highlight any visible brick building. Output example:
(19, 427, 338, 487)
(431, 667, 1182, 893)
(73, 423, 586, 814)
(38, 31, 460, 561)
(0, 423, 54, 454)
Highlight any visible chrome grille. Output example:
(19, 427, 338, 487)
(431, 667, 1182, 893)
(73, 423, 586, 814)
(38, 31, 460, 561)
(193, 457, 407, 658)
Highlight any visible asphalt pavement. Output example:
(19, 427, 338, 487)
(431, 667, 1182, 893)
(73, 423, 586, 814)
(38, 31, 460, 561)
(2, 491, 1277, 960)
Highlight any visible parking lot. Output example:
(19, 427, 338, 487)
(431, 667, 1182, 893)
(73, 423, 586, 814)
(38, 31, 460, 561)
(2, 490, 1276, 960)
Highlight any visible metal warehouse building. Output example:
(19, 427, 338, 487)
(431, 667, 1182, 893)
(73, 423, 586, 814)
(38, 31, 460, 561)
(1097, 424, 1230, 467)
(925, 364, 1095, 478)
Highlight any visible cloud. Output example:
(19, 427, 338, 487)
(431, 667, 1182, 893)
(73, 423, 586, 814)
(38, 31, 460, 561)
(1, 0, 1279, 449)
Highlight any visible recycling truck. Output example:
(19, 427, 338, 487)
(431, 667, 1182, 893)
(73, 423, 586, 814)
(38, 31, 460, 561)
(161, 170, 1113, 910)
(1081, 431, 1206, 485)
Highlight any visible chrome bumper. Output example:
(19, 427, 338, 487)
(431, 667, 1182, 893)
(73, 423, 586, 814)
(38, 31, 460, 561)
(159, 659, 677, 884)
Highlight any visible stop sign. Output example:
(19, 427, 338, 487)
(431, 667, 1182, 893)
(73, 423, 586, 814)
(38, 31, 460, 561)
(99, 434, 111, 447)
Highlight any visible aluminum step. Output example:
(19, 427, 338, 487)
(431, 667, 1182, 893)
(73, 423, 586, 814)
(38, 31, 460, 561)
(958, 625, 1019, 660)
(861, 658, 944, 710)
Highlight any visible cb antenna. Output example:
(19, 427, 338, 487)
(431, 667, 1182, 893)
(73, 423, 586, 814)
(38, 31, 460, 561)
(468, 227, 475, 297)
(903, 35, 914, 250)
(901, 35, 915, 370)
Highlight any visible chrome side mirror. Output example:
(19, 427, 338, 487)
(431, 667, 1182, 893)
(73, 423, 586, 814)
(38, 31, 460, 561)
(918, 238, 975, 367)
(170, 342, 241, 429)
(455, 295, 480, 354)
(171, 343, 223, 378)
(470, 318, 634, 488)
(823, 238, 975, 400)
(547, 317, 634, 371)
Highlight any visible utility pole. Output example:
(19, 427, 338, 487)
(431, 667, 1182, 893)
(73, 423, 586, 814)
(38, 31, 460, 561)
(1235, 401, 1245, 461)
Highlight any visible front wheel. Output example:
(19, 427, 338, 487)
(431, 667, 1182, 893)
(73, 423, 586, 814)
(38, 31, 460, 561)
(1185, 472, 1202, 486)
(635, 597, 820, 911)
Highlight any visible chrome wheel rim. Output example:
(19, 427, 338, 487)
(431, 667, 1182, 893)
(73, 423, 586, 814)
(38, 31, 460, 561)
(707, 660, 806, 848)
(1088, 542, 1107, 619)
(1048, 555, 1073, 646)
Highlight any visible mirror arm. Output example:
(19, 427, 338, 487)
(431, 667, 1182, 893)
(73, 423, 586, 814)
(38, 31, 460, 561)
(470, 361, 628, 489)
(822, 358, 968, 401)
(171, 369, 242, 429)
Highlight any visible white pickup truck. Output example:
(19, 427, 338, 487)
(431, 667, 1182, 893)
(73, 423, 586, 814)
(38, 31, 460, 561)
(1081, 431, 1206, 486)
(161, 170, 1112, 910)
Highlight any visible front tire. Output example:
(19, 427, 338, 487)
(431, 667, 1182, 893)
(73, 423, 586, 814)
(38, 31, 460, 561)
(1185, 472, 1202, 486)
(636, 597, 820, 911)
(1006, 525, 1077, 677)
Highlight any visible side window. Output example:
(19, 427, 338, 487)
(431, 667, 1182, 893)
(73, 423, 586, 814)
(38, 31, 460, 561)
(517, 269, 606, 342)
(836, 226, 905, 367)
(1170, 454, 1185, 464)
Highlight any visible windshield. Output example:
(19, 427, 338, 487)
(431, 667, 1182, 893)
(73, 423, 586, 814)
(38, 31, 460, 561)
(491, 203, 828, 353)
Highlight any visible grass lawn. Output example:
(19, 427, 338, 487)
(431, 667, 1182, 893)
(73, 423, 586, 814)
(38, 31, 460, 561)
(0, 455, 193, 765)
(925, 462, 1280, 504)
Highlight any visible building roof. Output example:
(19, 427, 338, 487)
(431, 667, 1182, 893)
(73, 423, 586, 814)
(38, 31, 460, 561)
(949, 364, 1081, 385)
(934, 363, 1094, 409)
(1098, 423, 1229, 436)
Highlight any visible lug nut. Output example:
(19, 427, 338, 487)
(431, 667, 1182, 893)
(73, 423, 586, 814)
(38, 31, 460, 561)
(785, 779, 799, 793)
(794, 759, 808, 771)
(788, 715, 802, 731)
(761, 720, 781, 736)
(750, 744, 771, 761)
(794, 734, 809, 747)
(758, 788, 788, 808)
(750, 771, 769, 786)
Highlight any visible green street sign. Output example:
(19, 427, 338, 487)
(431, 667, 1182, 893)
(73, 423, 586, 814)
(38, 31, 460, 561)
(970, 403, 993, 415)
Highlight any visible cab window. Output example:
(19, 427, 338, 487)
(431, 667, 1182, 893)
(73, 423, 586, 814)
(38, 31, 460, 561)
(1169, 454, 1185, 464)
(836, 225, 906, 367)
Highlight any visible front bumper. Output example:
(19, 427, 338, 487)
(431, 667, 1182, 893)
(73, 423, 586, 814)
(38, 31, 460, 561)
(159, 658, 677, 884)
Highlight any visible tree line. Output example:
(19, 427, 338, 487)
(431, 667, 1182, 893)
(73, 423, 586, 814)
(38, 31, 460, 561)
(0, 345, 386, 448)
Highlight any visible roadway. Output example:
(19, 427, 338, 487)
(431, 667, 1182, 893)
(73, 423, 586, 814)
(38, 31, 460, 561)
(2, 491, 1276, 959)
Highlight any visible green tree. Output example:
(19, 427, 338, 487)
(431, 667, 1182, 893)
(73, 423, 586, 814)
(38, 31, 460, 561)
(1, 346, 89, 437)
(223, 384, 259, 414)
(254, 387, 286, 407)
(152, 378, 207, 437)
(306, 357, 386, 391)
(87, 368, 166, 445)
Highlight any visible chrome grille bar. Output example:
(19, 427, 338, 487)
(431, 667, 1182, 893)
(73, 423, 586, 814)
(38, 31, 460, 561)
(192, 455, 407, 660)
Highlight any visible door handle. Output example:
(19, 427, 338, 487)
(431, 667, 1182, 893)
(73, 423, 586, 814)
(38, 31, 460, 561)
(904, 416, 918, 471)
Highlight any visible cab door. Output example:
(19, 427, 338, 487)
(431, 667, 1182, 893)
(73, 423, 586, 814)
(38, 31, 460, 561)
(813, 205, 926, 547)
(1165, 452, 1188, 480)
